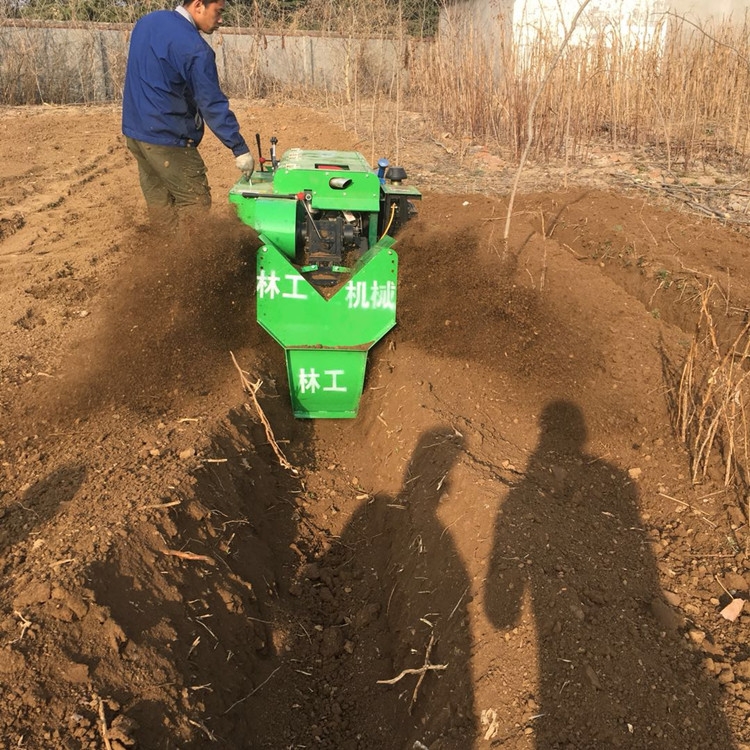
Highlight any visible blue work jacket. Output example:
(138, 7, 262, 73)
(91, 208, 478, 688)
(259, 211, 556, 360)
(122, 10, 248, 156)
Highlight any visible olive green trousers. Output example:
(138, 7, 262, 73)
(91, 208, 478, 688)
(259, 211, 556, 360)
(126, 137, 211, 226)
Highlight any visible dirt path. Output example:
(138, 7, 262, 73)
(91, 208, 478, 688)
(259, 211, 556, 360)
(1, 102, 750, 750)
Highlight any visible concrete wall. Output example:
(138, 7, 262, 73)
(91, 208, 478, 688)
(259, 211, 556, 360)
(0, 20, 411, 105)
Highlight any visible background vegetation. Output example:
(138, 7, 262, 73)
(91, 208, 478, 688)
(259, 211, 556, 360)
(0, 0, 440, 33)
(1, 0, 750, 177)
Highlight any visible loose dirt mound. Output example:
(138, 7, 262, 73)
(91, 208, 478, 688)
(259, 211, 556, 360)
(1, 103, 750, 750)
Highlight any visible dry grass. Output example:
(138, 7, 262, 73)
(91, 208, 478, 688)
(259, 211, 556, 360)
(410, 9, 750, 173)
(677, 282, 750, 489)
(2, 4, 750, 174)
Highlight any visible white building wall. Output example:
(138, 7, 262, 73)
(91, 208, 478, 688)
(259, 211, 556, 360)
(440, 0, 749, 61)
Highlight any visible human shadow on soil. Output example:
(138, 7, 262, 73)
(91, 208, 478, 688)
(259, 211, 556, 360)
(484, 400, 734, 750)
(376, 426, 478, 748)
(0, 463, 86, 552)
(271, 426, 477, 749)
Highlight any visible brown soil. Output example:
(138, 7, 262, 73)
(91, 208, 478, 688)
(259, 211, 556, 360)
(1, 101, 750, 750)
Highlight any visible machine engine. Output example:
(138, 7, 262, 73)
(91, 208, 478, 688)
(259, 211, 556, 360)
(229, 141, 420, 418)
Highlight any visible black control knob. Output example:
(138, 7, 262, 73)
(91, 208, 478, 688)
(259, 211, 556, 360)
(386, 166, 407, 183)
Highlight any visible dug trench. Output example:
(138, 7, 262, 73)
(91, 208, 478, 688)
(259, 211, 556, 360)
(2, 106, 750, 749)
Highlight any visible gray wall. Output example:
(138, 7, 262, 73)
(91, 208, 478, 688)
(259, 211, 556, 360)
(0, 20, 412, 105)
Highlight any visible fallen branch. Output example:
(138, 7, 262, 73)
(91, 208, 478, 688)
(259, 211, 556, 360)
(377, 634, 447, 714)
(162, 549, 216, 566)
(230, 352, 298, 475)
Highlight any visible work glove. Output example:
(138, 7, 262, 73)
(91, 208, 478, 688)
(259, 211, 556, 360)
(235, 152, 255, 176)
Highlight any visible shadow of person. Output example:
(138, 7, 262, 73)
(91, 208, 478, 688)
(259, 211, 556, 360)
(376, 426, 477, 748)
(484, 400, 734, 750)
(267, 426, 477, 749)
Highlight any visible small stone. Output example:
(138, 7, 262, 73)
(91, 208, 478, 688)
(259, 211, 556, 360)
(703, 658, 719, 675)
(585, 664, 601, 690)
(628, 467, 642, 480)
(722, 572, 748, 593)
(302, 563, 320, 581)
(728, 506, 746, 529)
(61, 661, 90, 683)
(0, 647, 26, 674)
(178, 447, 196, 460)
(688, 629, 706, 645)
(718, 668, 735, 685)
(736, 660, 750, 681)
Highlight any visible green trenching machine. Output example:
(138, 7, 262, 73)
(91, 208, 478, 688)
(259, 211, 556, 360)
(229, 138, 421, 419)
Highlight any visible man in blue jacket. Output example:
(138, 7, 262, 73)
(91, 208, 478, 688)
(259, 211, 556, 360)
(122, 0, 254, 226)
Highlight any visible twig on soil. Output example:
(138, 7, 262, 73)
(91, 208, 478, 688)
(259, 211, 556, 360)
(162, 548, 216, 566)
(188, 636, 201, 657)
(715, 575, 735, 599)
(449, 586, 469, 620)
(97, 698, 113, 750)
(230, 352, 298, 476)
(188, 719, 217, 741)
(658, 492, 716, 526)
(50, 558, 76, 568)
(386, 582, 398, 615)
(12, 611, 32, 641)
(639, 213, 658, 247)
(562, 243, 585, 259)
(223, 666, 283, 714)
(440, 513, 466, 539)
(192, 615, 219, 642)
(142, 500, 181, 510)
(658, 492, 720, 516)
(377, 634, 447, 713)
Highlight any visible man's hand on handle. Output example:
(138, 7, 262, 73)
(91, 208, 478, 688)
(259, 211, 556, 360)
(235, 152, 255, 176)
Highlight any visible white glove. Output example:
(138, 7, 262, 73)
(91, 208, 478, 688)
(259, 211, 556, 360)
(235, 152, 255, 176)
